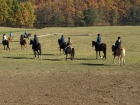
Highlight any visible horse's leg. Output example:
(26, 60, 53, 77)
(99, 51, 101, 58)
(113, 56, 116, 64)
(3, 45, 5, 50)
(7, 42, 10, 50)
(37, 51, 40, 58)
(118, 56, 121, 65)
(96, 51, 98, 59)
(34, 51, 36, 57)
(66, 54, 68, 60)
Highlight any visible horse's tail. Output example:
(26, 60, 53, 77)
(7, 40, 10, 49)
(72, 48, 75, 58)
(39, 43, 42, 55)
(121, 48, 125, 57)
(104, 44, 107, 59)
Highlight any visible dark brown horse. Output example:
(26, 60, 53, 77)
(112, 45, 125, 65)
(58, 39, 67, 54)
(2, 40, 10, 50)
(20, 35, 27, 50)
(30, 39, 42, 58)
(92, 41, 107, 59)
(65, 46, 75, 60)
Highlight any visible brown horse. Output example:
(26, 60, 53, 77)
(20, 35, 27, 49)
(92, 41, 107, 59)
(2, 40, 10, 50)
(112, 45, 125, 65)
(65, 46, 75, 60)
(8, 36, 12, 42)
(30, 39, 42, 58)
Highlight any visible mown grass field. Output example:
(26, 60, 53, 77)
(0, 26, 140, 74)
(0, 26, 140, 105)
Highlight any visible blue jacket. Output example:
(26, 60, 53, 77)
(96, 36, 101, 45)
(60, 37, 64, 43)
(9, 33, 13, 37)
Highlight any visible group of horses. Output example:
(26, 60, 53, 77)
(57, 39, 125, 65)
(91, 41, 125, 65)
(2, 33, 42, 58)
(2, 34, 125, 64)
(19, 34, 41, 58)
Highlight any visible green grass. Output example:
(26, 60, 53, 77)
(0, 26, 140, 75)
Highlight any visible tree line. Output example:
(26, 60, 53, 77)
(1, 0, 140, 28)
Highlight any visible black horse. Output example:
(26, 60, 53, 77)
(30, 39, 42, 58)
(24, 33, 31, 40)
(58, 39, 67, 54)
(2, 40, 10, 50)
(92, 41, 107, 59)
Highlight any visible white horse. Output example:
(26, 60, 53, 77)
(112, 45, 125, 65)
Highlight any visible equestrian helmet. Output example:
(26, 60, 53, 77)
(68, 37, 70, 39)
(118, 36, 121, 39)
(34, 34, 37, 37)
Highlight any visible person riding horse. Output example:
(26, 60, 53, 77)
(2, 34, 7, 42)
(96, 34, 101, 50)
(65, 37, 72, 52)
(9, 32, 13, 38)
(112, 36, 122, 55)
(24, 31, 28, 38)
(32, 34, 39, 49)
(60, 35, 65, 45)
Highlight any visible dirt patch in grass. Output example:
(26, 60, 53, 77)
(0, 71, 140, 105)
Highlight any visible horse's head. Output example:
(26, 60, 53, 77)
(28, 33, 31, 37)
(30, 39, 34, 45)
(92, 41, 96, 47)
(58, 39, 61, 45)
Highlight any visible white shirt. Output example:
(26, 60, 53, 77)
(3, 35, 7, 40)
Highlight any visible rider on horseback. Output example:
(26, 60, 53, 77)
(60, 35, 65, 45)
(96, 34, 101, 45)
(3, 34, 7, 41)
(112, 36, 122, 55)
(65, 37, 72, 53)
(96, 34, 101, 50)
(24, 31, 28, 38)
(9, 32, 13, 37)
(33, 34, 39, 49)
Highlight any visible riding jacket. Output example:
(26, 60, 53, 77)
(96, 36, 101, 45)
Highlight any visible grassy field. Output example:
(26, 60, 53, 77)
(0, 26, 140, 74)
(0, 26, 140, 105)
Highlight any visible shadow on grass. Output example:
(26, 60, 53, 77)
(74, 58, 105, 61)
(3, 56, 34, 60)
(41, 54, 54, 56)
(42, 58, 61, 61)
(81, 63, 104, 66)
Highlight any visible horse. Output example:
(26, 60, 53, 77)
(65, 46, 75, 60)
(24, 33, 31, 40)
(112, 45, 125, 65)
(20, 35, 27, 50)
(8, 36, 13, 42)
(2, 40, 10, 50)
(92, 41, 107, 59)
(29, 39, 42, 58)
(58, 39, 67, 54)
